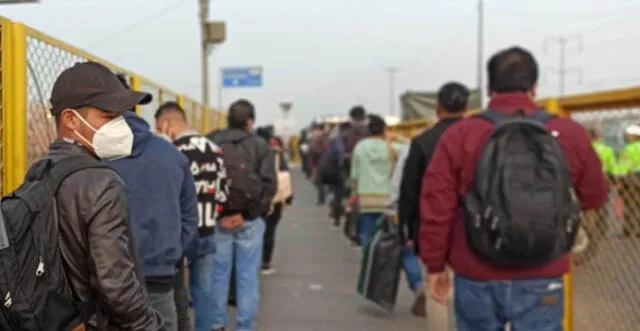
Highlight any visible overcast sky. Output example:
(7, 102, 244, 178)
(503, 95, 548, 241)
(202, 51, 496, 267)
(3, 0, 639, 127)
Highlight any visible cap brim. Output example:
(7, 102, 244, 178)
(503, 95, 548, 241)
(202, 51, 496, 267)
(91, 89, 153, 113)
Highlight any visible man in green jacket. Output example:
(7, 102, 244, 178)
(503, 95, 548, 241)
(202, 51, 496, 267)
(589, 127, 617, 175)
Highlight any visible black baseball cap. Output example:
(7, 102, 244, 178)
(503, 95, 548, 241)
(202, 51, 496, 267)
(50, 61, 152, 115)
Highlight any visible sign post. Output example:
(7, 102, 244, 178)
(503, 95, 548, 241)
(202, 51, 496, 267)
(218, 66, 263, 110)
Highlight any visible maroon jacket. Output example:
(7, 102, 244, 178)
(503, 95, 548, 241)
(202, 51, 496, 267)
(419, 93, 608, 280)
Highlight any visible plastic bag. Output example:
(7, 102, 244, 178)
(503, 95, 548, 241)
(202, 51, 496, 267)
(357, 215, 402, 311)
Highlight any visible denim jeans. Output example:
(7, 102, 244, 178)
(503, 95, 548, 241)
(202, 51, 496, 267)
(454, 276, 564, 331)
(211, 219, 266, 331)
(148, 290, 178, 331)
(401, 247, 423, 291)
(188, 235, 217, 331)
(359, 212, 381, 246)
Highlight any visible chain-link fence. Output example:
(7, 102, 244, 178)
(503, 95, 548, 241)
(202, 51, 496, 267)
(25, 36, 87, 166)
(570, 109, 640, 331)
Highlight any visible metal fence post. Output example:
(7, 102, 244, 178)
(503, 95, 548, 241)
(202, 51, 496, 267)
(545, 97, 573, 331)
(202, 106, 210, 134)
(177, 95, 186, 109)
(130, 75, 142, 115)
(3, 20, 28, 194)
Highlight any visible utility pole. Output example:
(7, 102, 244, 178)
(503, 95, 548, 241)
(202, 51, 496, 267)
(476, 0, 484, 107)
(198, 0, 211, 105)
(384, 67, 400, 116)
(544, 35, 583, 95)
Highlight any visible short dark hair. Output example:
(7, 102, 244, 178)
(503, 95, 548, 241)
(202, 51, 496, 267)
(228, 99, 255, 129)
(367, 114, 386, 136)
(487, 46, 538, 93)
(339, 121, 351, 132)
(349, 106, 366, 121)
(437, 82, 470, 113)
(154, 101, 186, 119)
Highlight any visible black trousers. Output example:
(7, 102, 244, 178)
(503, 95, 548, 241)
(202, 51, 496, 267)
(330, 183, 347, 226)
(263, 203, 283, 264)
(173, 259, 191, 331)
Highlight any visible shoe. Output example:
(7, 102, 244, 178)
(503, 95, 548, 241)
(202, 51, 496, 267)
(260, 264, 277, 275)
(411, 286, 427, 317)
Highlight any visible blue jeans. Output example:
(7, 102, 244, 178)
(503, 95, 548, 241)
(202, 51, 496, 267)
(188, 235, 216, 331)
(401, 247, 423, 291)
(455, 276, 564, 331)
(359, 212, 380, 246)
(211, 219, 266, 331)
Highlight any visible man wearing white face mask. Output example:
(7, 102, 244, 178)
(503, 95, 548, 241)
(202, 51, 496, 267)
(46, 61, 163, 330)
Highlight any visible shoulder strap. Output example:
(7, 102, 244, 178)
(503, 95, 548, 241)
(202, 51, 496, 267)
(47, 156, 110, 193)
(478, 109, 512, 125)
(528, 109, 556, 123)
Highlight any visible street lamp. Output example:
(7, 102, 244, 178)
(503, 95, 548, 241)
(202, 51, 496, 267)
(198, 0, 226, 107)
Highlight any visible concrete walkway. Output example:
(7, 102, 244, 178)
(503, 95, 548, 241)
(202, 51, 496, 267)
(252, 170, 451, 331)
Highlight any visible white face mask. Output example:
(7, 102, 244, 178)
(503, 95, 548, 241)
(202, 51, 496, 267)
(72, 110, 134, 160)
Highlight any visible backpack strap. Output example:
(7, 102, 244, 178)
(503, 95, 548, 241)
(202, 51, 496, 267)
(477, 109, 512, 125)
(528, 109, 556, 123)
(47, 156, 110, 194)
(479, 108, 556, 125)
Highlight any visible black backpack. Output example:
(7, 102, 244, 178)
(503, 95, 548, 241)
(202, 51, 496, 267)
(0, 155, 102, 331)
(463, 109, 581, 267)
(218, 136, 261, 211)
(317, 143, 342, 185)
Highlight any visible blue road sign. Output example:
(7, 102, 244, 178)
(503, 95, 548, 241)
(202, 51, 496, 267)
(221, 66, 263, 88)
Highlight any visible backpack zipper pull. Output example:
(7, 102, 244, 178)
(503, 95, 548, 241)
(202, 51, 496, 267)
(36, 256, 45, 276)
(4, 292, 11, 308)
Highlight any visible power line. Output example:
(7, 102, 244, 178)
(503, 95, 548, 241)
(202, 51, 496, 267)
(422, 6, 476, 74)
(488, 4, 640, 19)
(544, 36, 583, 96)
(86, 0, 186, 49)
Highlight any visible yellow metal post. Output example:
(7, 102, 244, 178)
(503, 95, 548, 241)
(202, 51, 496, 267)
(544, 98, 573, 331)
(202, 106, 210, 133)
(158, 89, 164, 104)
(130, 75, 142, 115)
(3, 21, 28, 194)
(177, 95, 186, 109)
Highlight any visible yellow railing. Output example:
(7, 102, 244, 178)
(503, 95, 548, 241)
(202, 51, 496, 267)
(0, 16, 226, 194)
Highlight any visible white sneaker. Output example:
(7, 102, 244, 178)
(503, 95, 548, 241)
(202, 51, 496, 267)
(260, 265, 276, 275)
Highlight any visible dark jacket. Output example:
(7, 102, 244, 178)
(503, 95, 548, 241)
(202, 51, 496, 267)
(49, 140, 162, 331)
(419, 93, 608, 280)
(107, 112, 198, 278)
(208, 128, 277, 220)
(398, 117, 461, 253)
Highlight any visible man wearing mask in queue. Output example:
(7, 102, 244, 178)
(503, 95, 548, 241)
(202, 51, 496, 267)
(107, 93, 199, 330)
(48, 61, 162, 330)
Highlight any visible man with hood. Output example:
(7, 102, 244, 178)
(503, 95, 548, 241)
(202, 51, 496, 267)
(107, 109, 199, 331)
(349, 114, 403, 246)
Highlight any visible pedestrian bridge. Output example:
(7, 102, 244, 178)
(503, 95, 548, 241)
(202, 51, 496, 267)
(2, 16, 640, 331)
